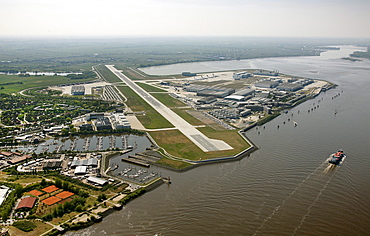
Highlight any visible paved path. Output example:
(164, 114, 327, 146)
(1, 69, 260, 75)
(106, 65, 233, 152)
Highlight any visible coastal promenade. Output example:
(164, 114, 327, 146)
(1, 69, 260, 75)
(105, 65, 233, 152)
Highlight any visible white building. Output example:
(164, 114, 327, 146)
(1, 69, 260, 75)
(110, 113, 131, 129)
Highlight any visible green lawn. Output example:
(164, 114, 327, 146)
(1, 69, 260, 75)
(151, 93, 187, 108)
(116, 86, 174, 129)
(94, 65, 122, 83)
(171, 108, 205, 126)
(149, 128, 250, 160)
(155, 157, 193, 169)
(136, 82, 166, 92)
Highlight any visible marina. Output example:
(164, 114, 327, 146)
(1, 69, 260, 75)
(13, 134, 148, 154)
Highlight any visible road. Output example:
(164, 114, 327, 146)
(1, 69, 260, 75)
(105, 65, 233, 152)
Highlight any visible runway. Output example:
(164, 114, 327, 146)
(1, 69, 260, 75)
(105, 65, 233, 152)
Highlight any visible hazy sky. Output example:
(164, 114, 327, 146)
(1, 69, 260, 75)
(1, 0, 370, 38)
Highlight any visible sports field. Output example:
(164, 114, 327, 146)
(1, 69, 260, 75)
(41, 196, 62, 206)
(41, 185, 59, 193)
(55, 191, 74, 199)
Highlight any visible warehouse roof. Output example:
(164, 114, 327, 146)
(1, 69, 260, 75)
(86, 176, 108, 186)
(74, 166, 88, 175)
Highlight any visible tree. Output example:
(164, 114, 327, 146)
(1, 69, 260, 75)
(55, 178, 62, 188)
(62, 181, 70, 191)
(15, 184, 23, 198)
(97, 194, 107, 202)
(40, 178, 47, 187)
(75, 204, 83, 212)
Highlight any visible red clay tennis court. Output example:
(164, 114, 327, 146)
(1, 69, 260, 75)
(55, 191, 74, 199)
(28, 190, 43, 196)
(41, 185, 59, 193)
(41, 196, 62, 206)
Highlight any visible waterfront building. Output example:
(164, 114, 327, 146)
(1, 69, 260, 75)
(94, 117, 112, 130)
(277, 82, 304, 91)
(110, 113, 131, 129)
(233, 71, 252, 79)
(253, 70, 279, 76)
(79, 123, 93, 131)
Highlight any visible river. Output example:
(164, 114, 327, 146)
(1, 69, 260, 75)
(67, 45, 370, 235)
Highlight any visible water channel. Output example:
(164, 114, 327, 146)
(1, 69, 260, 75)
(67, 46, 370, 235)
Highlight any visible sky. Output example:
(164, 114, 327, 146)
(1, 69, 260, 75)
(1, 0, 370, 38)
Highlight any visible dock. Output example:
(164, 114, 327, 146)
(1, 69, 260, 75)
(122, 156, 150, 167)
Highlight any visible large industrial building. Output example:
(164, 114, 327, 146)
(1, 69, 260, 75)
(224, 88, 255, 101)
(233, 71, 252, 79)
(254, 81, 280, 89)
(253, 70, 279, 76)
(184, 85, 235, 98)
(71, 85, 85, 95)
(277, 83, 304, 91)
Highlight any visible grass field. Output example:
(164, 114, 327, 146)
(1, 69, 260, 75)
(0, 74, 95, 94)
(149, 128, 250, 160)
(171, 108, 205, 126)
(136, 82, 166, 92)
(155, 157, 193, 169)
(116, 86, 174, 129)
(151, 93, 187, 108)
(94, 65, 122, 83)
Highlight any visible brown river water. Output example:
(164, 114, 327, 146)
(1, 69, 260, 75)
(67, 46, 370, 235)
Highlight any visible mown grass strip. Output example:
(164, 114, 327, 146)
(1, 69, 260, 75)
(150, 93, 187, 108)
(149, 128, 250, 160)
(136, 82, 166, 92)
(171, 108, 205, 126)
(155, 157, 193, 170)
(116, 86, 173, 129)
(95, 65, 122, 83)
